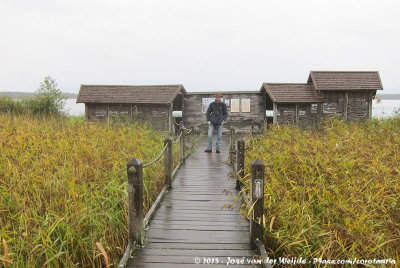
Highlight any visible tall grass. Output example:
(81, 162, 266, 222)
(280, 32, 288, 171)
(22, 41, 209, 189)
(242, 117, 400, 263)
(0, 114, 177, 267)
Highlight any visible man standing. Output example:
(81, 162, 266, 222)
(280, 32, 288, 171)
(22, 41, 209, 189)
(205, 93, 228, 153)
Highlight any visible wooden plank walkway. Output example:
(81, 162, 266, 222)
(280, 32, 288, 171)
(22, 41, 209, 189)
(126, 135, 261, 267)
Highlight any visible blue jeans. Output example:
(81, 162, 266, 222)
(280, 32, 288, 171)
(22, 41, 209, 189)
(207, 124, 223, 150)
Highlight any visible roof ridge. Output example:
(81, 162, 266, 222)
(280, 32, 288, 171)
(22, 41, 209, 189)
(263, 82, 311, 85)
(310, 71, 379, 73)
(80, 84, 183, 87)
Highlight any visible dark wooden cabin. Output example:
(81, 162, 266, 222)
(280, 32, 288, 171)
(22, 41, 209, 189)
(261, 83, 324, 127)
(76, 85, 186, 132)
(308, 71, 383, 121)
(261, 71, 383, 126)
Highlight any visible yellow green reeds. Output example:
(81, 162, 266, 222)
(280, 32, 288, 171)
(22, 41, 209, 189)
(0, 114, 177, 267)
(242, 117, 400, 264)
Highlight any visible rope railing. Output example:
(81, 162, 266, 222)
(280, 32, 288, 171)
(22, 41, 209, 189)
(173, 116, 180, 126)
(173, 131, 183, 144)
(180, 123, 189, 130)
(172, 116, 190, 130)
(227, 128, 269, 260)
(184, 127, 192, 134)
(143, 143, 168, 167)
(121, 125, 198, 267)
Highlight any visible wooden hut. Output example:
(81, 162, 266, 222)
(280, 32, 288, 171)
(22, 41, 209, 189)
(261, 83, 324, 127)
(308, 71, 383, 121)
(76, 85, 186, 132)
(261, 71, 383, 126)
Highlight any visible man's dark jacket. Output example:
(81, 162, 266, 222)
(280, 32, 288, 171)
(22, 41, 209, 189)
(206, 101, 228, 125)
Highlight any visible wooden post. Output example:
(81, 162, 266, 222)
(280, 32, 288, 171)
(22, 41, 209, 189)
(164, 137, 172, 188)
(250, 122, 254, 136)
(230, 127, 235, 151)
(190, 126, 194, 149)
(236, 139, 245, 190)
(127, 158, 144, 247)
(107, 104, 110, 120)
(250, 158, 265, 250)
(229, 127, 236, 165)
(169, 104, 173, 135)
(369, 92, 373, 120)
(344, 92, 348, 121)
(180, 123, 185, 163)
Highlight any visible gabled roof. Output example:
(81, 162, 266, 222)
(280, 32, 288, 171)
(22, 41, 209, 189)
(308, 71, 383, 91)
(261, 83, 323, 103)
(187, 91, 260, 95)
(76, 85, 186, 104)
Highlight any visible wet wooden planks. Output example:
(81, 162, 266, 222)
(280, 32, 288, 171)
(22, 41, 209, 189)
(126, 135, 260, 267)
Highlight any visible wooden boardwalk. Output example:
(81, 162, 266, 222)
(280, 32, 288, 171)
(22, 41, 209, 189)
(126, 135, 261, 267)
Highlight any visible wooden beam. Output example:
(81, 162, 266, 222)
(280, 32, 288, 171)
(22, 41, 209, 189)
(130, 104, 133, 119)
(344, 92, 348, 121)
(369, 91, 373, 120)
(236, 139, 245, 190)
(127, 158, 144, 247)
(250, 158, 265, 250)
(168, 104, 173, 134)
(164, 137, 173, 188)
(273, 103, 277, 124)
(85, 104, 88, 120)
(107, 104, 109, 120)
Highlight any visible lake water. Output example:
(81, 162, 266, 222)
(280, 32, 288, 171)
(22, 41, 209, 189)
(64, 99, 400, 118)
(372, 99, 400, 118)
(64, 99, 85, 116)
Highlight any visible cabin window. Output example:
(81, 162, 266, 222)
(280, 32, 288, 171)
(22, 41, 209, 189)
(241, 99, 251, 112)
(224, 99, 230, 107)
(311, 104, 318, 114)
(95, 110, 106, 116)
(230, 99, 240, 112)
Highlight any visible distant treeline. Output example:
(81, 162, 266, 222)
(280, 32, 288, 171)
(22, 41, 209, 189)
(376, 94, 400, 100)
(0, 76, 67, 116)
(0, 91, 77, 99)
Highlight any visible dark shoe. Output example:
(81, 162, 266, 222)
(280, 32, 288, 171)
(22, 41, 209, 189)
(216, 149, 220, 153)
(204, 149, 212, 153)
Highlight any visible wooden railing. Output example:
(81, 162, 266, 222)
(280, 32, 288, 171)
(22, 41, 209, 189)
(229, 126, 272, 268)
(118, 124, 195, 267)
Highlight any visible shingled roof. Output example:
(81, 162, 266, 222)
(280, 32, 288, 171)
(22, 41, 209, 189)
(76, 85, 186, 104)
(308, 71, 383, 91)
(261, 83, 323, 103)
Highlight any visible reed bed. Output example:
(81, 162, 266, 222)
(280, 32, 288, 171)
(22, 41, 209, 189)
(0, 114, 177, 267)
(242, 117, 400, 264)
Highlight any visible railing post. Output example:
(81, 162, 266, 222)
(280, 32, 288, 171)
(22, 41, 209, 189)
(180, 122, 185, 163)
(236, 139, 245, 190)
(164, 137, 173, 188)
(190, 126, 194, 149)
(229, 127, 236, 165)
(127, 158, 144, 247)
(250, 158, 265, 250)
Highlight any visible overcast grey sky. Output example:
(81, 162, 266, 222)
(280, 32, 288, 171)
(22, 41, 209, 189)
(1, 0, 399, 94)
